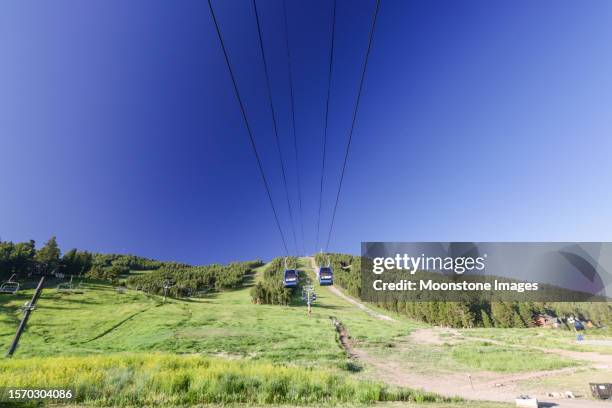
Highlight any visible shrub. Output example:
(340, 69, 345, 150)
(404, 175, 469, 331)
(250, 257, 297, 305)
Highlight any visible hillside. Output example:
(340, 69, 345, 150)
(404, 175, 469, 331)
(0, 257, 610, 407)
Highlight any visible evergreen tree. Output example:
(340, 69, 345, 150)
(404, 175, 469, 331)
(35, 236, 61, 273)
(517, 302, 535, 327)
(62, 249, 93, 276)
(491, 302, 514, 327)
(512, 310, 526, 328)
(11, 240, 36, 275)
(481, 309, 493, 328)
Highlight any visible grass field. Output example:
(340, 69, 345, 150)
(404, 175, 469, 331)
(0, 261, 435, 406)
(449, 341, 579, 372)
(460, 327, 612, 354)
(0, 263, 413, 366)
(0, 258, 609, 407)
(0, 354, 454, 406)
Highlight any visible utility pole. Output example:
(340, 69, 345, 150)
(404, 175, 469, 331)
(6, 276, 45, 358)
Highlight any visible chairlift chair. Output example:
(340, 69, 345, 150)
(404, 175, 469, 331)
(56, 276, 74, 293)
(0, 274, 20, 294)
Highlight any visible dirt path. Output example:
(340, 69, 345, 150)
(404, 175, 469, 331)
(408, 327, 461, 345)
(307, 257, 395, 322)
(355, 345, 610, 407)
(305, 258, 610, 406)
(359, 327, 612, 407)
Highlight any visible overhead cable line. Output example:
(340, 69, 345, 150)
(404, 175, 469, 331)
(316, 0, 337, 253)
(207, 0, 289, 256)
(253, 0, 299, 255)
(325, 0, 381, 252)
(282, 0, 305, 256)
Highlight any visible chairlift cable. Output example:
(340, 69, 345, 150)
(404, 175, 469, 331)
(325, 0, 381, 252)
(253, 0, 299, 255)
(316, 0, 337, 253)
(207, 0, 289, 256)
(282, 0, 305, 256)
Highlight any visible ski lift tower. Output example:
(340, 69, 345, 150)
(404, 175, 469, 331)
(5, 277, 45, 358)
(162, 279, 175, 303)
(302, 285, 316, 316)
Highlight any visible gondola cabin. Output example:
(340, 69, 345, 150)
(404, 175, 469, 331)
(283, 269, 299, 288)
(318, 266, 333, 286)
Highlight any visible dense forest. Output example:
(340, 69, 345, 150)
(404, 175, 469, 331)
(316, 253, 612, 328)
(0, 237, 261, 296)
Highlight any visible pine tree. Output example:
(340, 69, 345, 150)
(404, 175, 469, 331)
(481, 309, 493, 328)
(35, 236, 61, 273)
(517, 302, 535, 327)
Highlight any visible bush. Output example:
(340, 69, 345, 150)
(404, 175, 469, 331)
(126, 260, 262, 297)
(250, 257, 298, 305)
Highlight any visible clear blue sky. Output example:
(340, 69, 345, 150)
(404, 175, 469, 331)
(1, 0, 611, 265)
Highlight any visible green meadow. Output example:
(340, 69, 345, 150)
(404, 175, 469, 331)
(0, 260, 438, 406)
(0, 262, 413, 365)
(2, 258, 608, 407)
(0, 354, 452, 406)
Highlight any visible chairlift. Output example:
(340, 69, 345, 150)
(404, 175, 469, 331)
(283, 257, 299, 288)
(57, 276, 74, 293)
(0, 274, 20, 294)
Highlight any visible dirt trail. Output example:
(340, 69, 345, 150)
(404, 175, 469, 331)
(307, 257, 395, 322)
(408, 327, 461, 345)
(354, 344, 610, 407)
(306, 258, 611, 406)
(363, 327, 612, 407)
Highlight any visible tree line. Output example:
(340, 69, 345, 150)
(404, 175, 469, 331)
(0, 236, 165, 281)
(317, 253, 612, 328)
(0, 237, 262, 296)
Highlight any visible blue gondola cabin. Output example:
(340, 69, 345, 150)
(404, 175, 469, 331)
(318, 266, 333, 286)
(283, 269, 299, 288)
